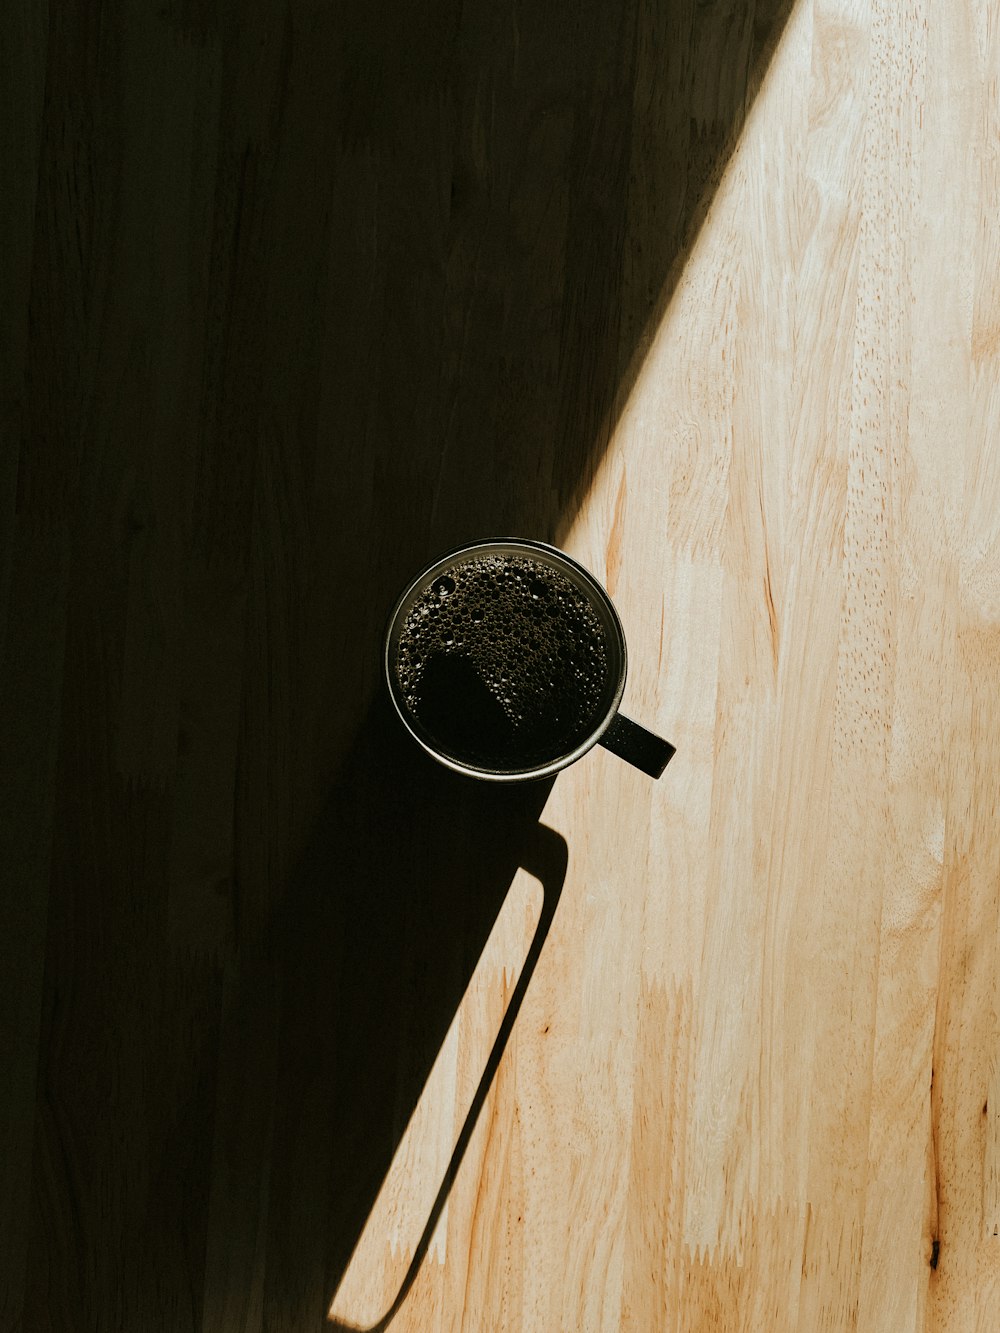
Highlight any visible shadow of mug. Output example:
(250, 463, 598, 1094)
(262, 692, 567, 1328)
(325, 792, 568, 1330)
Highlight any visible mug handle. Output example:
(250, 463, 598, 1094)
(599, 712, 675, 778)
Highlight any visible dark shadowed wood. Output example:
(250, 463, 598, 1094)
(3, 0, 798, 1328)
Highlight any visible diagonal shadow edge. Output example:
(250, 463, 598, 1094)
(554, 0, 799, 544)
(318, 1, 800, 1324)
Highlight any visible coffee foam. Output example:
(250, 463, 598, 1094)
(394, 552, 611, 767)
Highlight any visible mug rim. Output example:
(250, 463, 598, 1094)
(383, 537, 628, 782)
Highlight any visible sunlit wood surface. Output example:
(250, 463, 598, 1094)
(3, 0, 999, 1329)
(332, 1, 1000, 1328)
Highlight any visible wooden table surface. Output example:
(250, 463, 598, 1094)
(4, 0, 999, 1329)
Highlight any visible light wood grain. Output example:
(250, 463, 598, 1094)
(3, 0, 999, 1329)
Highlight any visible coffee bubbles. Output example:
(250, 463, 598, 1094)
(394, 553, 610, 770)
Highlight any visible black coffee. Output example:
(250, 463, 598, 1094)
(394, 552, 611, 770)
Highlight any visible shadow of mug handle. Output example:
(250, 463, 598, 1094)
(327, 821, 569, 1333)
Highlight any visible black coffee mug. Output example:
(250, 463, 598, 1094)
(384, 538, 675, 781)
